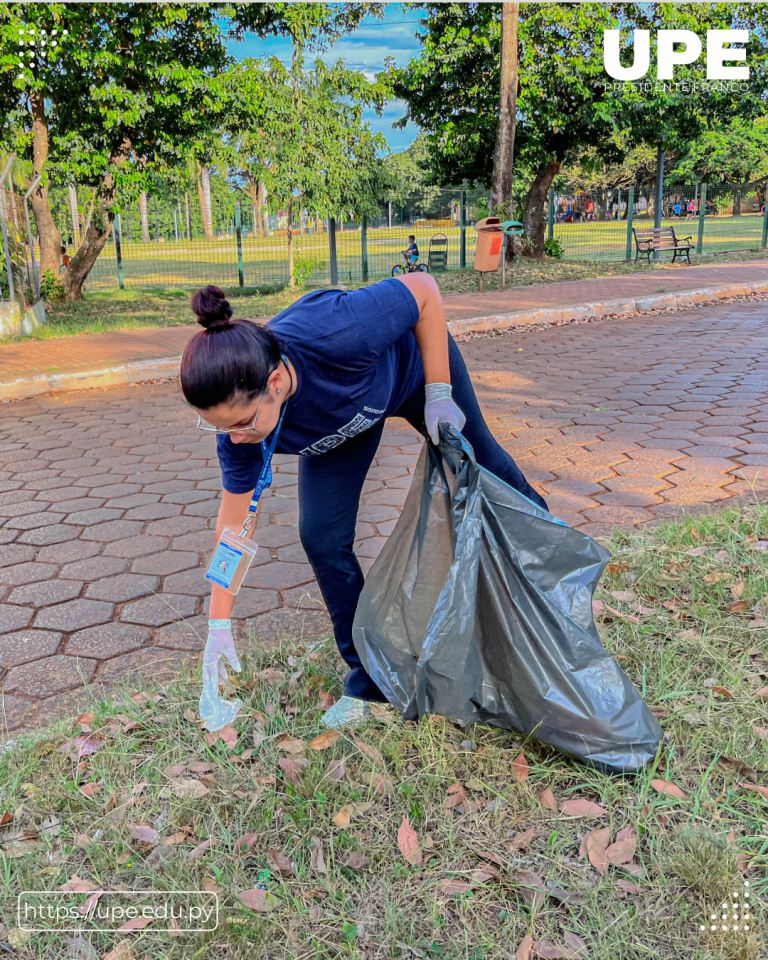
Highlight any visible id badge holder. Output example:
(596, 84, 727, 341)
(205, 526, 259, 595)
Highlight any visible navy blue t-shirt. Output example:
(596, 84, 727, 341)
(217, 278, 423, 494)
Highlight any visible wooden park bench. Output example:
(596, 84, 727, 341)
(632, 225, 694, 264)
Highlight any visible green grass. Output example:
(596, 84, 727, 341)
(8, 246, 768, 344)
(1, 506, 766, 958)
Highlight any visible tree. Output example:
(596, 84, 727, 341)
(0, 2, 385, 298)
(669, 118, 768, 213)
(393, 3, 628, 256)
(492, 2, 519, 235)
(382, 132, 442, 215)
(225, 54, 390, 285)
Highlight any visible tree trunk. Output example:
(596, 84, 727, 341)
(492, 2, 519, 254)
(28, 93, 61, 279)
(185, 191, 193, 241)
(248, 178, 264, 238)
(200, 167, 214, 239)
(733, 185, 742, 216)
(139, 190, 151, 242)
(287, 197, 294, 288)
(522, 159, 562, 257)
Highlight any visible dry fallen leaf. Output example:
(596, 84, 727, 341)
(506, 826, 535, 852)
(275, 734, 306, 755)
(737, 782, 768, 800)
(712, 685, 735, 699)
(649, 778, 687, 800)
(116, 916, 153, 932)
(332, 801, 373, 828)
(617, 879, 643, 895)
(443, 783, 468, 812)
(731, 581, 745, 599)
(327, 757, 347, 781)
(754, 685, 768, 700)
(267, 849, 294, 876)
(717, 757, 757, 782)
(310, 838, 326, 875)
(398, 816, 423, 865)
(277, 757, 308, 787)
(538, 788, 557, 811)
(170, 778, 209, 799)
(309, 731, 340, 750)
(102, 942, 137, 960)
(752, 725, 768, 740)
(238, 888, 280, 912)
(128, 824, 159, 846)
(58, 734, 105, 761)
(516, 869, 547, 909)
(512, 752, 529, 782)
(355, 738, 385, 767)
(605, 835, 637, 865)
(61, 875, 99, 893)
(345, 851, 368, 870)
(186, 838, 213, 862)
(437, 878, 475, 895)
(726, 600, 748, 613)
(516, 935, 535, 960)
(258, 668, 286, 684)
(584, 827, 611, 875)
(371, 773, 393, 796)
(559, 799, 608, 818)
(233, 832, 259, 855)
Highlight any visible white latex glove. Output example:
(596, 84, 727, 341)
(424, 382, 466, 445)
(199, 619, 243, 731)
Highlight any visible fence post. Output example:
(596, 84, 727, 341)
(696, 183, 707, 255)
(547, 190, 554, 241)
(235, 202, 244, 288)
(762, 195, 768, 250)
(114, 213, 125, 290)
(625, 185, 635, 261)
(328, 216, 338, 286)
(154, 195, 160, 242)
(460, 190, 466, 269)
(23, 199, 39, 300)
(361, 216, 369, 282)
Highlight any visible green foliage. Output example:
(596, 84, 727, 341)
(383, 132, 444, 215)
(39, 269, 63, 302)
(292, 251, 322, 287)
(669, 118, 768, 189)
(543, 237, 564, 259)
(391, 3, 626, 187)
(224, 55, 391, 221)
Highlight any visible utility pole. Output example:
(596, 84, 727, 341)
(491, 3, 519, 260)
(653, 146, 665, 260)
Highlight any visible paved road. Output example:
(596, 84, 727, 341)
(2, 298, 768, 735)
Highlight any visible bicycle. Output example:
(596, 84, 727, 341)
(391, 251, 429, 277)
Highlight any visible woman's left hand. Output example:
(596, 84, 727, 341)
(424, 382, 466, 445)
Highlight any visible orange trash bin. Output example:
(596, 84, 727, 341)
(473, 216, 503, 272)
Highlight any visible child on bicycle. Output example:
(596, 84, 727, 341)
(402, 235, 420, 266)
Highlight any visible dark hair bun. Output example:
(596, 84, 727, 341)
(191, 285, 233, 330)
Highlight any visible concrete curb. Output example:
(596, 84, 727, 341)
(2, 279, 767, 403)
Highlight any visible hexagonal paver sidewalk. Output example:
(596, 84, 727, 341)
(3, 296, 768, 734)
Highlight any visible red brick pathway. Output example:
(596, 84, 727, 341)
(2, 297, 768, 736)
(1, 259, 766, 381)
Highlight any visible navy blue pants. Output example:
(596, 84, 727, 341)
(298, 336, 547, 702)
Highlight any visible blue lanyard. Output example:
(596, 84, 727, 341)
(247, 356, 291, 515)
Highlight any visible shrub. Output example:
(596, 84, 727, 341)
(293, 252, 321, 288)
(40, 269, 64, 302)
(544, 237, 565, 259)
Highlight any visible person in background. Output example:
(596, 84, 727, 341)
(674, 201, 681, 218)
(59, 244, 71, 273)
(401, 235, 419, 265)
(686, 200, 696, 220)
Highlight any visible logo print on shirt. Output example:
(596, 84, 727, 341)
(299, 413, 380, 456)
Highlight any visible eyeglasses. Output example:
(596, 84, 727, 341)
(196, 395, 264, 435)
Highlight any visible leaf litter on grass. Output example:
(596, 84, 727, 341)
(1, 506, 768, 958)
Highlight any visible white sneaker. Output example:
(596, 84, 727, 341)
(321, 696, 372, 729)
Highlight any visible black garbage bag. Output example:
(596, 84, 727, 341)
(352, 425, 663, 774)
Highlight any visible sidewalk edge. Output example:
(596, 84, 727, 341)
(2, 278, 767, 402)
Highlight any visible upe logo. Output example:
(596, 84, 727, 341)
(604, 29, 749, 81)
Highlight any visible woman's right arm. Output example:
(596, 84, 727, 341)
(208, 488, 257, 620)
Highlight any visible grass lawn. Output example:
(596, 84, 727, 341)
(1, 505, 766, 958)
(9, 247, 768, 343)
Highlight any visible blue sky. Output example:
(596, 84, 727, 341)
(226, 5, 425, 154)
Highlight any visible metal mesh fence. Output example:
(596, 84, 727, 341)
(4, 176, 765, 303)
(550, 181, 767, 262)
